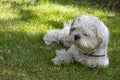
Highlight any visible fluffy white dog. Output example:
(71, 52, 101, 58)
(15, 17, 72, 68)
(44, 15, 109, 68)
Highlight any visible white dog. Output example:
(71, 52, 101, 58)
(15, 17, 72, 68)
(44, 15, 109, 68)
(51, 15, 109, 68)
(44, 21, 72, 47)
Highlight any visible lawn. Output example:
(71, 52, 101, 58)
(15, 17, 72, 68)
(0, 0, 120, 80)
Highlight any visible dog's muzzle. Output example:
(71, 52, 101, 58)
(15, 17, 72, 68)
(74, 34, 80, 41)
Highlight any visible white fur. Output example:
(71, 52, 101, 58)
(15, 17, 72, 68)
(43, 21, 72, 47)
(51, 15, 109, 68)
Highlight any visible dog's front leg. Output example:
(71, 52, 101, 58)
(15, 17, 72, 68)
(52, 45, 76, 65)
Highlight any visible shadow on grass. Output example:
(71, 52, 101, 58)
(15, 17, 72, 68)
(0, 28, 67, 79)
(46, 20, 63, 29)
(0, 0, 109, 29)
(1, 0, 39, 23)
(0, 31, 40, 78)
(0, 30, 56, 68)
(48, 0, 83, 6)
(10, 1, 39, 21)
(0, 0, 67, 29)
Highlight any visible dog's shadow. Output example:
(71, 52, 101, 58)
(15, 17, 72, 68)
(46, 20, 63, 29)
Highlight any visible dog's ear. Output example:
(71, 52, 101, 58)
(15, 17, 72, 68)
(97, 30, 104, 44)
(97, 22, 109, 48)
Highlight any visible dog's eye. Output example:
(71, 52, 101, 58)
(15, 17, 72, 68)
(83, 33, 88, 37)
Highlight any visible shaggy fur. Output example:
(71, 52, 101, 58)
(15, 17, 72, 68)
(44, 21, 72, 47)
(44, 15, 109, 68)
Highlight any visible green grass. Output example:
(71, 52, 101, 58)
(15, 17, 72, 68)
(0, 0, 120, 80)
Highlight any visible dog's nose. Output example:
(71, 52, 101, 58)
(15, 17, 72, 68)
(74, 34, 80, 40)
(58, 40, 63, 44)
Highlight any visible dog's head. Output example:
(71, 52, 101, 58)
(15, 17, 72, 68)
(70, 15, 109, 52)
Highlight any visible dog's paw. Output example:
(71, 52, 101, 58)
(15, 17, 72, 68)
(52, 58, 61, 65)
(44, 40, 52, 45)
